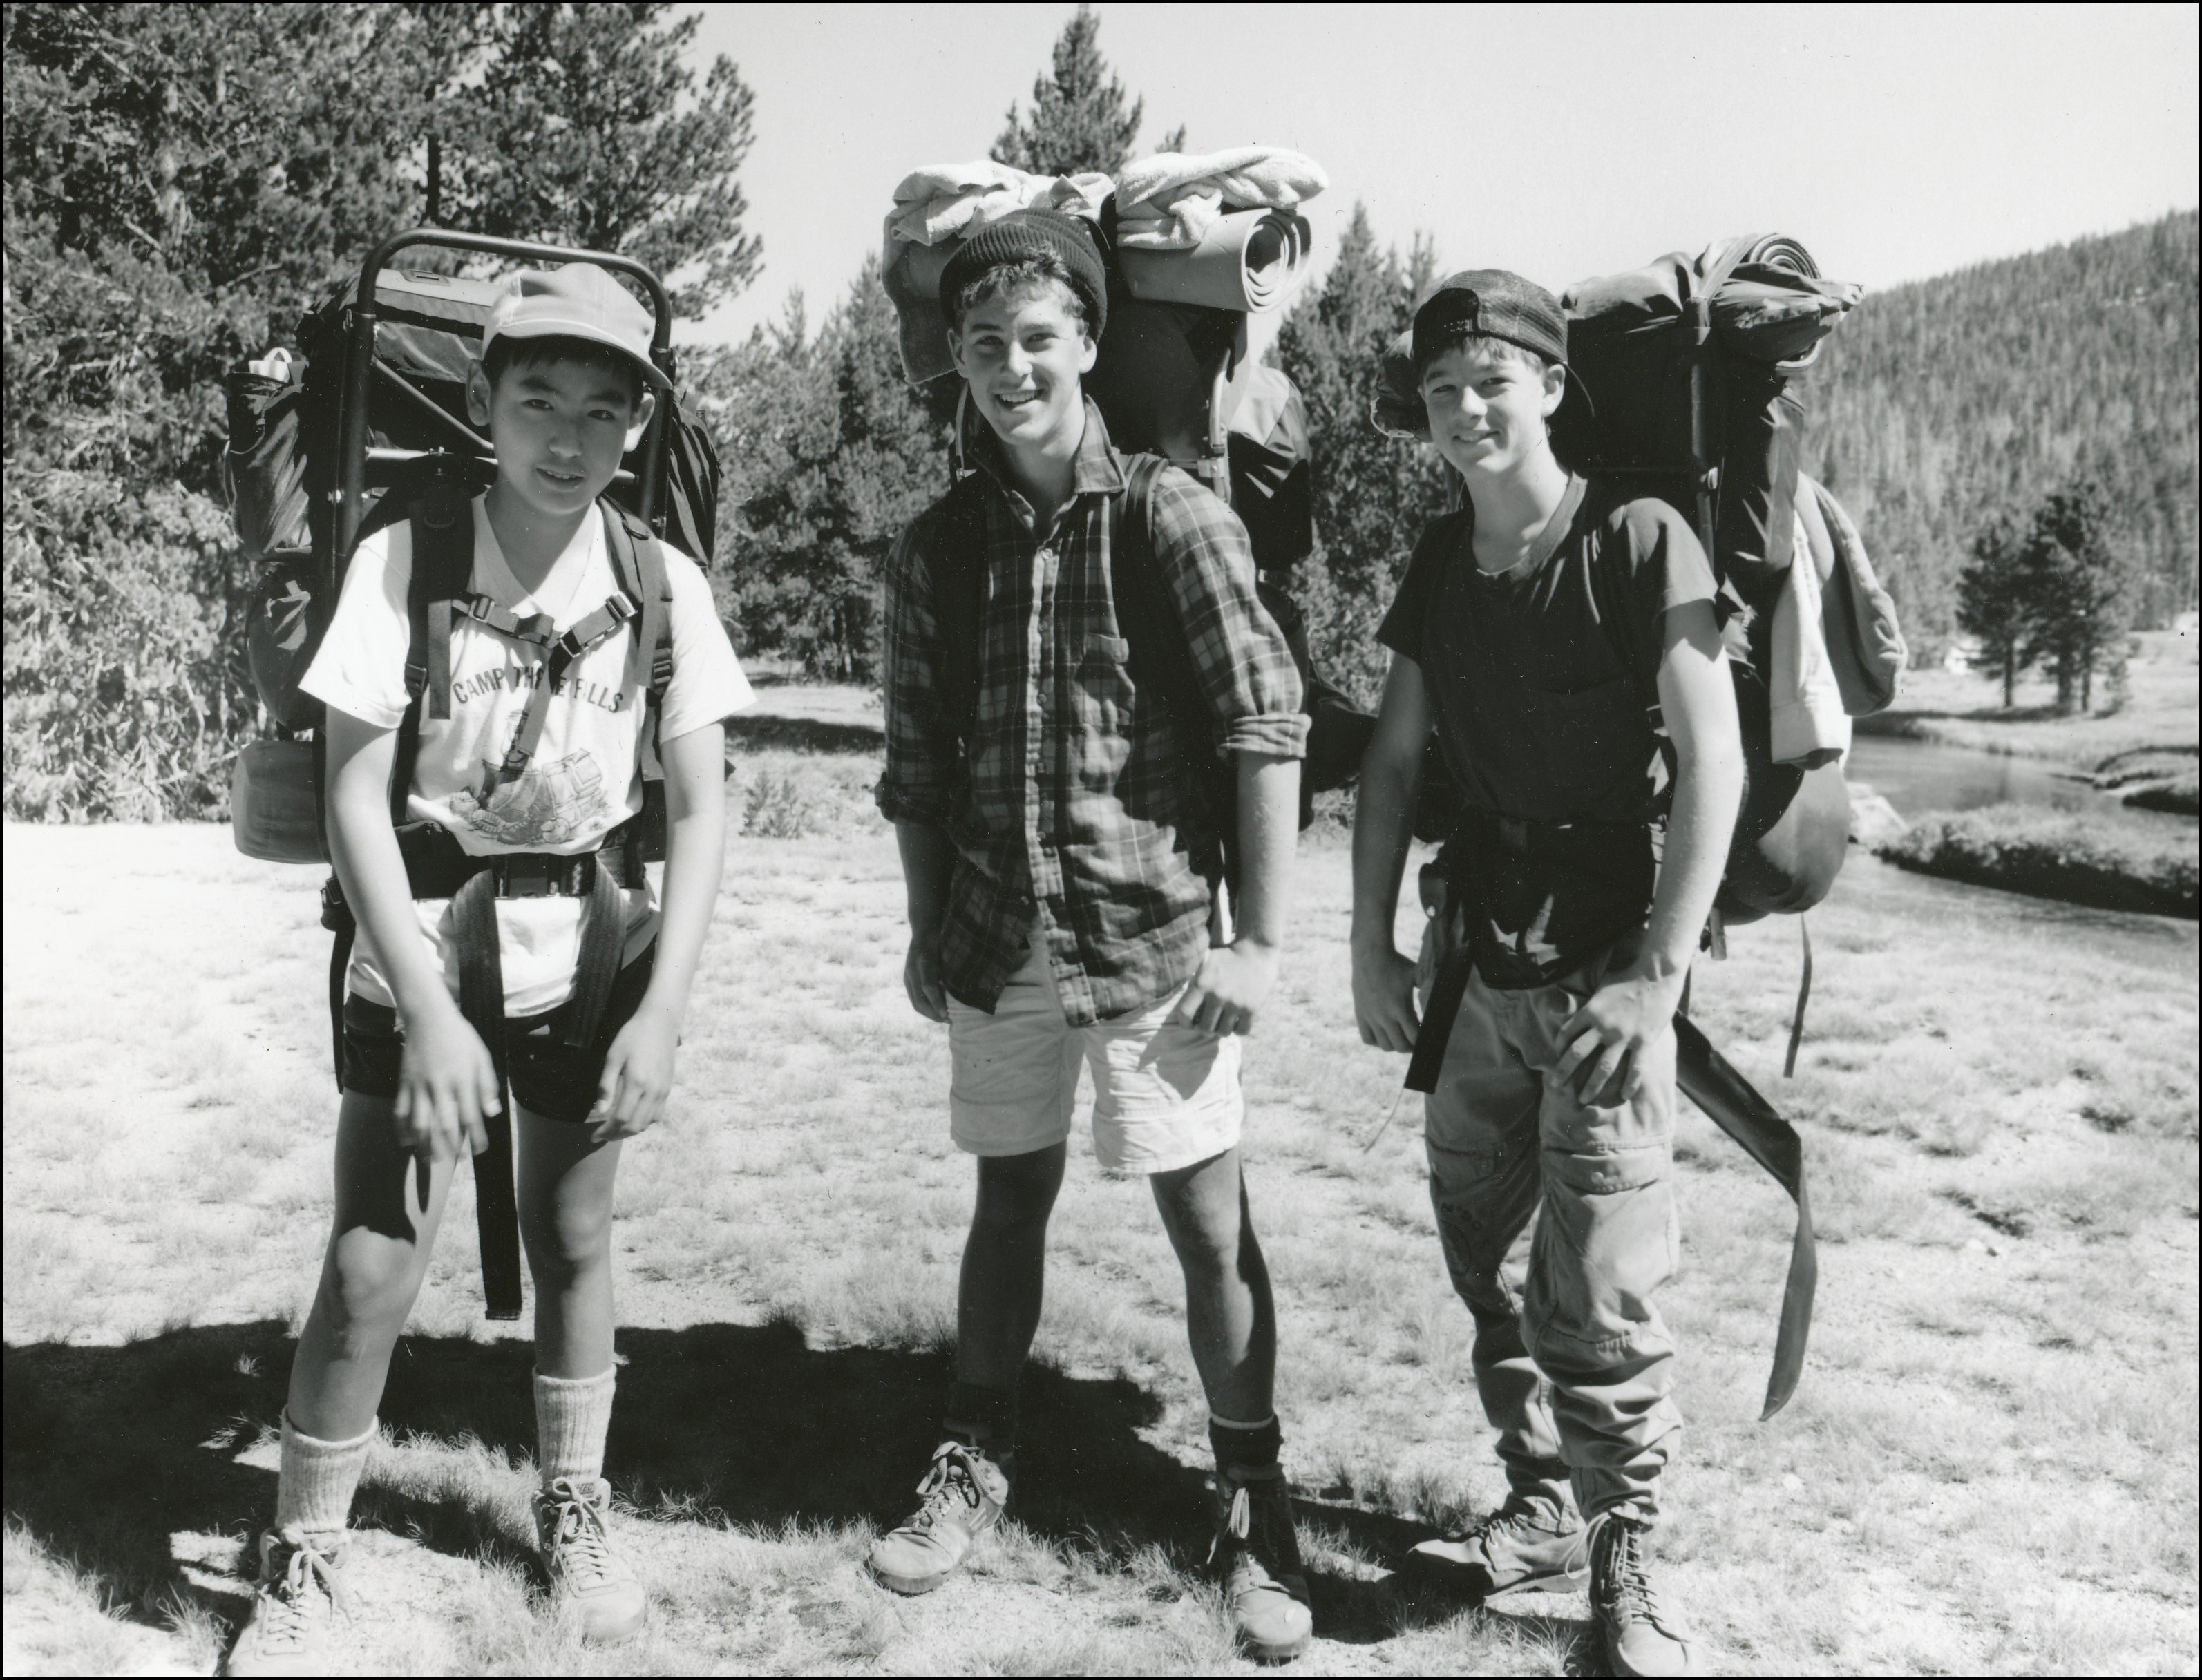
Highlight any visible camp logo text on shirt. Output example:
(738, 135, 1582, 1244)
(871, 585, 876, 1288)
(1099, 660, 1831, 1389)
(449, 662, 629, 714)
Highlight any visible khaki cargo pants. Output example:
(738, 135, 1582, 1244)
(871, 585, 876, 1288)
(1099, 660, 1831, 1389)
(1418, 926, 1681, 1526)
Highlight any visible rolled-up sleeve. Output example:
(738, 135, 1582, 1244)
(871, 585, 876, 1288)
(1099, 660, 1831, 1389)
(874, 513, 960, 825)
(1149, 468, 1308, 761)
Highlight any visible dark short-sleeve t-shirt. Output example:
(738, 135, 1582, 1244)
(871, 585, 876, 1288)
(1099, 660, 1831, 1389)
(1378, 476, 1718, 982)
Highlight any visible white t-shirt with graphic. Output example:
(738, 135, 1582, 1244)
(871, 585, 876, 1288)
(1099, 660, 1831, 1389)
(301, 497, 753, 1015)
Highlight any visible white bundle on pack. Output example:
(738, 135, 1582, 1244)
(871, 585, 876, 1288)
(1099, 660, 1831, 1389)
(883, 161, 1112, 255)
(1112, 146, 1328, 252)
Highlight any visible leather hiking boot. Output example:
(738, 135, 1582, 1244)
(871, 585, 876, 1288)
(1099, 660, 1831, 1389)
(1211, 1463, 1313, 1663)
(1591, 1513, 1695, 1678)
(535, 1476, 647, 1644)
(225, 1529, 351, 1678)
(1405, 1501, 1588, 1596)
(867, 1440, 1011, 1596)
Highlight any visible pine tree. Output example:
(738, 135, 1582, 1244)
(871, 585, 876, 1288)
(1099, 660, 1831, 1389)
(991, 5, 1146, 176)
(446, 2, 761, 317)
(1275, 204, 1451, 705)
(1956, 519, 2034, 707)
(2018, 484, 2130, 712)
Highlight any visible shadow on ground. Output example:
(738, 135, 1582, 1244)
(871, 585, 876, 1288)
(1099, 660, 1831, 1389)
(4, 1319, 1516, 1654)
(726, 714, 884, 754)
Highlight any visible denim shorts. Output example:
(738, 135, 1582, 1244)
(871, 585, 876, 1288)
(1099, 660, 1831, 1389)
(341, 946, 656, 1124)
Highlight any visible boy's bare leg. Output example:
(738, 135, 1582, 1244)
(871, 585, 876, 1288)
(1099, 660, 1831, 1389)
(514, 1107, 643, 1642)
(955, 1143, 1067, 1393)
(1149, 1147, 1275, 1422)
(287, 1092, 457, 1441)
(515, 1110, 623, 1379)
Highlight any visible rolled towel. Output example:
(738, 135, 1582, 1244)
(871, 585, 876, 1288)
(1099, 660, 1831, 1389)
(1117, 208, 1313, 314)
(884, 161, 1111, 253)
(1114, 146, 1327, 251)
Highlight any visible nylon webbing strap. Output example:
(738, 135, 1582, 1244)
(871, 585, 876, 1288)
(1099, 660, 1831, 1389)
(449, 871, 523, 1321)
(1673, 1016, 1816, 1418)
(563, 862, 626, 1049)
(1404, 944, 1472, 1096)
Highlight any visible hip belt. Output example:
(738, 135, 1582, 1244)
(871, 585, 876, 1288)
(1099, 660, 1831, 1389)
(319, 823, 643, 1321)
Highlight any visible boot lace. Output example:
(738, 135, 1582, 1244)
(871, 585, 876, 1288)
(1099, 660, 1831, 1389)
(542, 1480, 618, 1587)
(904, 1442, 988, 1536)
(1209, 1469, 1295, 1581)
(250, 1536, 348, 1650)
(1591, 1514, 1667, 1627)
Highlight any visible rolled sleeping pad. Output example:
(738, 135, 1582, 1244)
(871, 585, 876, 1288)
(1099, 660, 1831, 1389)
(1117, 209, 1312, 314)
(884, 237, 960, 385)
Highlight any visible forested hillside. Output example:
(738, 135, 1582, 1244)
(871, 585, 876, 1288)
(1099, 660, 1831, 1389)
(1799, 211, 2198, 651)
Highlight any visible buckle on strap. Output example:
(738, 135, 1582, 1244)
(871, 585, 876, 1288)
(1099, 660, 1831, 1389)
(494, 854, 591, 897)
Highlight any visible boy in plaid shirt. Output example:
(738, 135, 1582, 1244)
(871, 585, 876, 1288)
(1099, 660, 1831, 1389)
(871, 209, 1312, 1663)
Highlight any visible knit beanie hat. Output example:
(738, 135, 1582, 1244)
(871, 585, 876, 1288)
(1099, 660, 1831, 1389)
(938, 208, 1109, 341)
(1411, 269, 1568, 370)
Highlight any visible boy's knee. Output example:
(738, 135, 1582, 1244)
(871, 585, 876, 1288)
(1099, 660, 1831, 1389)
(972, 1147, 1064, 1232)
(521, 1205, 614, 1283)
(317, 1243, 421, 1342)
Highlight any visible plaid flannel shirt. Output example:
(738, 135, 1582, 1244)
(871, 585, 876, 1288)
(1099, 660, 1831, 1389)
(876, 401, 1307, 1025)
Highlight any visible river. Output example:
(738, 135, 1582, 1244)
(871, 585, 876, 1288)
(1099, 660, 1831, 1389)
(1847, 734, 2196, 830)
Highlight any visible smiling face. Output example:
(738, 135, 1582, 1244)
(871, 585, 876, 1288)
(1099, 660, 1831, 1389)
(1418, 338, 1566, 484)
(467, 344, 654, 519)
(949, 276, 1097, 455)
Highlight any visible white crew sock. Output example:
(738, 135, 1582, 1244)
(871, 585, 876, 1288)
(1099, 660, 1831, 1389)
(533, 1366, 617, 1488)
(273, 1414, 377, 1543)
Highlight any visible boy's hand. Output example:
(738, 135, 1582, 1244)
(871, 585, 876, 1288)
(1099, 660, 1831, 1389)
(904, 932, 949, 1023)
(1351, 942, 1421, 1053)
(588, 1002, 680, 1143)
(394, 1004, 500, 1160)
(1555, 960, 1687, 1107)
(1171, 937, 1279, 1037)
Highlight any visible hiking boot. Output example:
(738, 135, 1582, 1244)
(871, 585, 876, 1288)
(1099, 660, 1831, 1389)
(225, 1529, 351, 1678)
(1591, 1513, 1695, 1677)
(1404, 1501, 1588, 1596)
(1211, 1463, 1313, 1663)
(535, 1476, 646, 1644)
(866, 1440, 1012, 1595)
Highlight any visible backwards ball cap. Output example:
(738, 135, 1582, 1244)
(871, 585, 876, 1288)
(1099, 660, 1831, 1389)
(482, 263, 672, 396)
(938, 207, 1109, 341)
(1410, 269, 1568, 370)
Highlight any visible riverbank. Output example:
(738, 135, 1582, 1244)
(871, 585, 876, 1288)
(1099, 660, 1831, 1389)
(1877, 801, 2201, 919)
(1855, 627, 2198, 790)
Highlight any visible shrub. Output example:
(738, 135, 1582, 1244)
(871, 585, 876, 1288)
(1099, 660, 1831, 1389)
(1877, 803, 2199, 918)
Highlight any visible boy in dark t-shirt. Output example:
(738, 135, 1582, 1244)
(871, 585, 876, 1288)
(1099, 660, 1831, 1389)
(1350, 273, 1742, 1679)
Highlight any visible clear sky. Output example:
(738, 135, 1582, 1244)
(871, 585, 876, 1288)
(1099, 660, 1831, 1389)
(679, 1, 2201, 348)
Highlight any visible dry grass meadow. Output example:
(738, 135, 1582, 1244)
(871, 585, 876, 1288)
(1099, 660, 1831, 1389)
(5, 693, 2198, 1675)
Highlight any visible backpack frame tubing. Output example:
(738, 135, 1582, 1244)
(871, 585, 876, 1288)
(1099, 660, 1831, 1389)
(333, 229, 677, 566)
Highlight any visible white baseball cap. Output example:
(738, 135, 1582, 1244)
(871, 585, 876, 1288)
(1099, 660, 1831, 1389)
(481, 263, 671, 394)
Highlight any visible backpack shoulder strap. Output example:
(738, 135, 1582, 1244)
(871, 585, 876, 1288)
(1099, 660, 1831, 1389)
(930, 473, 992, 738)
(391, 486, 473, 824)
(601, 502, 672, 699)
(1113, 454, 1208, 727)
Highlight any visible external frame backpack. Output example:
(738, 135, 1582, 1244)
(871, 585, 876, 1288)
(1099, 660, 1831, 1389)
(1371, 236, 1905, 1419)
(222, 228, 704, 1321)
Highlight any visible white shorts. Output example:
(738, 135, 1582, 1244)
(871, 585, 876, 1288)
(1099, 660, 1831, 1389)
(947, 923, 1243, 1175)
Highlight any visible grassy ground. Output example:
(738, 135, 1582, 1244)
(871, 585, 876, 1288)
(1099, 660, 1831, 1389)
(1859, 627, 2199, 772)
(5, 727, 2198, 1674)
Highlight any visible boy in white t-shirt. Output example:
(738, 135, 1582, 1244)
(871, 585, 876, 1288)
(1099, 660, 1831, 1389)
(227, 265, 752, 1675)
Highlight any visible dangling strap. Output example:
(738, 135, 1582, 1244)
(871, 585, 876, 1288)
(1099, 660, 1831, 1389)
(1673, 1018, 1816, 1419)
(449, 870, 522, 1321)
(1783, 914, 1813, 1078)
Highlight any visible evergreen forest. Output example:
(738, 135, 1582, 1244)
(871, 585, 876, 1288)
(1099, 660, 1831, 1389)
(1799, 211, 2199, 652)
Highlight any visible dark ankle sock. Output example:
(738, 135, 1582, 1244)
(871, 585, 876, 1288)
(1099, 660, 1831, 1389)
(945, 1380, 1019, 1453)
(1208, 1410, 1282, 1473)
